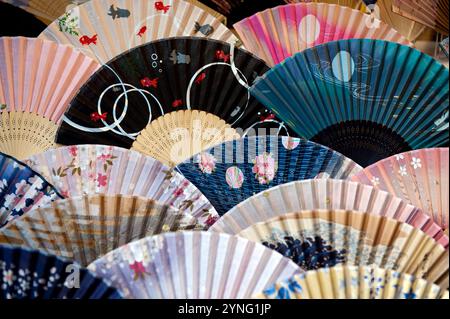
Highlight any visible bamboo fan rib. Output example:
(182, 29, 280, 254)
(392, 0, 449, 36)
(234, 2, 410, 67)
(0, 194, 198, 266)
(256, 265, 449, 299)
(0, 37, 99, 158)
(177, 135, 362, 216)
(24, 145, 219, 228)
(238, 210, 449, 289)
(249, 39, 449, 167)
(210, 179, 448, 247)
(39, 0, 239, 64)
(0, 112, 57, 160)
(88, 231, 302, 298)
(351, 148, 449, 233)
(132, 110, 240, 166)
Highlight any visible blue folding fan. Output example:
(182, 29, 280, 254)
(177, 135, 361, 215)
(249, 39, 449, 166)
(0, 152, 62, 227)
(0, 245, 121, 299)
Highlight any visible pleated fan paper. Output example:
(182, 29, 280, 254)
(237, 210, 449, 288)
(24, 145, 218, 227)
(196, 0, 286, 26)
(177, 135, 362, 216)
(256, 265, 449, 299)
(0, 245, 122, 299)
(0, 152, 62, 228)
(210, 179, 448, 247)
(88, 231, 302, 298)
(392, 0, 449, 36)
(250, 39, 449, 167)
(0, 37, 99, 159)
(132, 110, 240, 166)
(39, 0, 240, 64)
(0, 194, 199, 266)
(285, 0, 438, 55)
(234, 2, 410, 67)
(351, 148, 449, 233)
(55, 37, 290, 149)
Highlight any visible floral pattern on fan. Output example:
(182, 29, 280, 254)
(260, 222, 403, 271)
(252, 152, 277, 185)
(260, 265, 447, 299)
(0, 153, 62, 227)
(263, 235, 347, 271)
(24, 145, 218, 227)
(0, 260, 64, 299)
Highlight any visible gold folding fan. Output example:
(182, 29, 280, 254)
(0, 194, 199, 266)
(131, 110, 240, 166)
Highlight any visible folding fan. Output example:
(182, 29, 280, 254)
(196, 0, 286, 26)
(88, 231, 302, 298)
(55, 37, 291, 149)
(250, 39, 449, 167)
(237, 210, 449, 288)
(24, 145, 218, 227)
(283, 0, 369, 10)
(0, 37, 99, 159)
(177, 135, 362, 216)
(0, 245, 122, 299)
(392, 0, 449, 36)
(39, 0, 240, 64)
(0, 1, 89, 23)
(131, 110, 240, 166)
(0, 152, 62, 228)
(0, 194, 199, 266)
(351, 148, 449, 233)
(256, 265, 449, 299)
(441, 37, 449, 58)
(234, 2, 409, 67)
(210, 179, 448, 247)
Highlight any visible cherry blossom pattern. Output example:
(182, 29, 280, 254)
(197, 152, 217, 174)
(252, 153, 277, 185)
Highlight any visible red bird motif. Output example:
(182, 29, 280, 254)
(260, 113, 275, 121)
(141, 77, 159, 88)
(172, 99, 183, 108)
(90, 112, 108, 122)
(79, 34, 98, 45)
(137, 26, 147, 37)
(215, 50, 230, 63)
(154, 1, 170, 13)
(195, 72, 206, 85)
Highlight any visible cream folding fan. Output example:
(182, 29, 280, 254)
(0, 37, 99, 159)
(392, 0, 449, 36)
(131, 110, 240, 166)
(351, 148, 449, 233)
(24, 144, 219, 227)
(39, 0, 240, 64)
(0, 194, 198, 266)
(234, 2, 410, 66)
(256, 265, 449, 299)
(88, 231, 302, 298)
(210, 179, 448, 247)
(238, 210, 449, 288)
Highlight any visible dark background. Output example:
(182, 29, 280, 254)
(0, 2, 46, 36)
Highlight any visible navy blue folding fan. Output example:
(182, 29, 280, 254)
(177, 135, 361, 215)
(250, 39, 449, 166)
(0, 152, 62, 227)
(0, 245, 121, 299)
